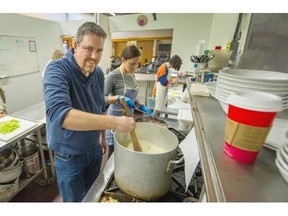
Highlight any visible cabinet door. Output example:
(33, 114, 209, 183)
(114, 42, 127, 58)
(137, 40, 154, 65)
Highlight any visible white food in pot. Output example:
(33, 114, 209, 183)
(125, 140, 166, 153)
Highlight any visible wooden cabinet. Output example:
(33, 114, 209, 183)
(114, 41, 127, 58)
(112, 37, 172, 66)
(137, 40, 154, 65)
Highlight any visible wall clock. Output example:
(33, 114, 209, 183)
(137, 15, 147, 26)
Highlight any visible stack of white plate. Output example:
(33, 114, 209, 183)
(215, 69, 288, 112)
(275, 130, 288, 184)
(215, 69, 288, 150)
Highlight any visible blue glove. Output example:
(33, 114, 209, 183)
(118, 96, 135, 109)
(139, 104, 152, 116)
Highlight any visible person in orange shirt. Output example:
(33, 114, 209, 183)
(152, 55, 182, 117)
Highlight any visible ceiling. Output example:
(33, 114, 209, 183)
(101, 13, 139, 17)
(18, 13, 142, 22)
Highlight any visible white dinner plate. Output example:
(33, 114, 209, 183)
(217, 77, 288, 91)
(219, 69, 288, 83)
(218, 74, 288, 87)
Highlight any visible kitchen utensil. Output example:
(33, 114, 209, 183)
(199, 55, 214, 63)
(119, 97, 142, 152)
(199, 55, 207, 63)
(135, 107, 150, 115)
(17, 144, 41, 178)
(114, 122, 179, 201)
(0, 148, 14, 171)
(208, 55, 215, 62)
(0, 161, 22, 184)
(190, 55, 200, 63)
(0, 88, 6, 103)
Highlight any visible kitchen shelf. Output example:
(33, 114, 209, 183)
(186, 79, 288, 202)
(3, 169, 44, 202)
(1, 101, 55, 202)
(0, 121, 50, 202)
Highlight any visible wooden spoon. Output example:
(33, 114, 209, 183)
(119, 97, 142, 152)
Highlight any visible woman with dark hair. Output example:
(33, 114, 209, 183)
(152, 55, 183, 117)
(104, 45, 152, 157)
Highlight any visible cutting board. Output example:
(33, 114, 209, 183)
(0, 115, 37, 142)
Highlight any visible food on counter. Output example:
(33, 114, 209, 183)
(125, 140, 166, 153)
(101, 196, 118, 203)
(0, 119, 20, 134)
(149, 119, 167, 127)
(135, 117, 168, 128)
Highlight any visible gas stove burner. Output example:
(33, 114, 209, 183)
(168, 127, 187, 142)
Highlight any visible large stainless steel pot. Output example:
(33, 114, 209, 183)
(114, 122, 179, 201)
(135, 116, 168, 128)
(18, 145, 41, 178)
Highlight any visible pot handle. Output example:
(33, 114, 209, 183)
(167, 156, 184, 172)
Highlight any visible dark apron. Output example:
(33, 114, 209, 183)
(106, 72, 138, 146)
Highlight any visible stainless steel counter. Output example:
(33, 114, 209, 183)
(134, 73, 155, 81)
(0, 102, 50, 200)
(11, 101, 45, 123)
(188, 89, 288, 201)
(8, 101, 55, 186)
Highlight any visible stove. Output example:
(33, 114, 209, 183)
(83, 127, 204, 202)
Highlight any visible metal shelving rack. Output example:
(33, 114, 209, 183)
(0, 101, 55, 201)
(0, 122, 50, 201)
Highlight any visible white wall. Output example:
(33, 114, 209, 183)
(109, 13, 211, 71)
(108, 13, 249, 72)
(19, 13, 68, 22)
(19, 13, 95, 22)
(111, 29, 173, 39)
(0, 13, 63, 113)
(59, 19, 95, 35)
(209, 13, 251, 54)
(99, 14, 112, 74)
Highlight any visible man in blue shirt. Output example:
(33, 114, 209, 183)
(43, 22, 135, 202)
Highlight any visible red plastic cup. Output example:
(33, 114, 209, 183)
(224, 91, 283, 163)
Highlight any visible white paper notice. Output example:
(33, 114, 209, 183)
(178, 127, 200, 191)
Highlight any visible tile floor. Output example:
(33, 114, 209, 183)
(9, 166, 61, 202)
(9, 111, 145, 202)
